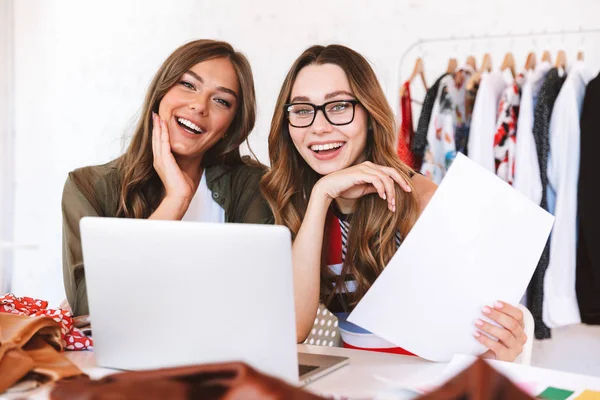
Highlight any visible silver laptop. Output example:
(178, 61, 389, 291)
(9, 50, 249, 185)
(80, 217, 348, 385)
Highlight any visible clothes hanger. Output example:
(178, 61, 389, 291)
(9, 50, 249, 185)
(466, 54, 491, 91)
(524, 52, 537, 71)
(555, 49, 567, 69)
(466, 55, 477, 71)
(541, 50, 553, 63)
(501, 52, 516, 78)
(480, 53, 492, 72)
(577, 34, 585, 61)
(446, 57, 458, 74)
(400, 57, 428, 98)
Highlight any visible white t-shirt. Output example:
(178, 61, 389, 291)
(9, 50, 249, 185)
(182, 171, 225, 223)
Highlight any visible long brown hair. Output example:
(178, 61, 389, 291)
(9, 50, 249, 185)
(260, 45, 419, 308)
(114, 39, 257, 218)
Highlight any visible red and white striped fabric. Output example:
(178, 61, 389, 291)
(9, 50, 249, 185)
(0, 293, 92, 351)
(325, 211, 415, 356)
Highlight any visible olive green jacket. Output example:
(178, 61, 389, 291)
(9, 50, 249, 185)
(61, 158, 273, 317)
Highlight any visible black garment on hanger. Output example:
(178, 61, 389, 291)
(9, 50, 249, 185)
(412, 73, 448, 170)
(577, 73, 600, 325)
(527, 68, 567, 340)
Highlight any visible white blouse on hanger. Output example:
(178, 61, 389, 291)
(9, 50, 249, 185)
(467, 70, 512, 172)
(513, 61, 552, 203)
(543, 61, 595, 328)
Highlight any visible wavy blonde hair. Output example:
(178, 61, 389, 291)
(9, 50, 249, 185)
(261, 45, 420, 308)
(114, 39, 257, 218)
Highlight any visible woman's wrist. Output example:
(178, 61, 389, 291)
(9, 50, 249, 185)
(311, 181, 334, 207)
(149, 195, 191, 220)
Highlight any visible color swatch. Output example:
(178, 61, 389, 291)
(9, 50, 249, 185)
(575, 390, 600, 400)
(537, 387, 575, 400)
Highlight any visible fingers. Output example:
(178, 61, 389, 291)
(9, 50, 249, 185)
(361, 169, 396, 212)
(473, 331, 511, 361)
(483, 304, 527, 345)
(152, 112, 160, 159)
(474, 317, 518, 350)
(358, 162, 414, 212)
(473, 303, 527, 362)
(159, 115, 171, 151)
(361, 162, 413, 193)
(378, 165, 413, 193)
(356, 173, 387, 202)
(494, 301, 525, 329)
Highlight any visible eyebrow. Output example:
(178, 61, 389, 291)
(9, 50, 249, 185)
(184, 70, 238, 99)
(290, 90, 355, 103)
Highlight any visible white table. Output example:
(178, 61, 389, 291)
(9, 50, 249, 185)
(13, 344, 600, 399)
(17, 345, 446, 399)
(298, 344, 447, 397)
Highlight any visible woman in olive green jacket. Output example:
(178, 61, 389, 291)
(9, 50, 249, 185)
(62, 40, 272, 317)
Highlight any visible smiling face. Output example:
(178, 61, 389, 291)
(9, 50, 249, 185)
(287, 63, 369, 176)
(157, 57, 239, 160)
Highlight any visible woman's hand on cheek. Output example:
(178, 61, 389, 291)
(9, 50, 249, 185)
(313, 161, 413, 212)
(152, 112, 195, 202)
(473, 301, 527, 362)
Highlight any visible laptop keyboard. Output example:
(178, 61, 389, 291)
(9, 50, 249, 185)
(298, 364, 319, 376)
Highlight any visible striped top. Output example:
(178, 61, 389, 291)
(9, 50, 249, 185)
(324, 206, 414, 355)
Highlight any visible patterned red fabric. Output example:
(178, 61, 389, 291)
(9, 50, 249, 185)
(0, 293, 92, 351)
(494, 77, 523, 185)
(398, 82, 416, 168)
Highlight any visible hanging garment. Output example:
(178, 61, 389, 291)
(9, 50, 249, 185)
(454, 67, 475, 155)
(514, 61, 552, 203)
(493, 75, 524, 184)
(468, 71, 511, 172)
(398, 81, 416, 168)
(533, 68, 567, 211)
(527, 67, 567, 340)
(421, 67, 472, 183)
(543, 61, 594, 329)
(463, 81, 480, 157)
(577, 73, 600, 325)
(421, 74, 457, 183)
(412, 74, 448, 170)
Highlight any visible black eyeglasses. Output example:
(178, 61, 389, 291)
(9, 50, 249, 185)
(284, 100, 360, 128)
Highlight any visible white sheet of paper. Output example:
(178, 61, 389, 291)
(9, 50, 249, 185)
(347, 153, 554, 362)
(440, 355, 600, 393)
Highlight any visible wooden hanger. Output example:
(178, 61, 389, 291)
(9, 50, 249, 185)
(501, 52, 516, 78)
(466, 55, 477, 71)
(541, 50, 552, 63)
(555, 50, 567, 69)
(524, 52, 537, 71)
(577, 51, 584, 61)
(446, 57, 458, 74)
(480, 53, 492, 72)
(466, 54, 492, 92)
(400, 57, 428, 98)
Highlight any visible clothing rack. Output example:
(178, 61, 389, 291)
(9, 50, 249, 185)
(398, 27, 600, 88)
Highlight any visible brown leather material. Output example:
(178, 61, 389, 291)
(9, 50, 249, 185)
(52, 362, 325, 400)
(0, 313, 85, 393)
(418, 358, 535, 400)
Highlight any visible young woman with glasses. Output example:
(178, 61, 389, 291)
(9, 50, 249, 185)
(261, 44, 527, 362)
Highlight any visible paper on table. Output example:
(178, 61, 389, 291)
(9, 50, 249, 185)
(440, 355, 600, 395)
(348, 153, 554, 362)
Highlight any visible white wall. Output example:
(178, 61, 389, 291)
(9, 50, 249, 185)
(0, 0, 15, 293)
(9, 0, 600, 305)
